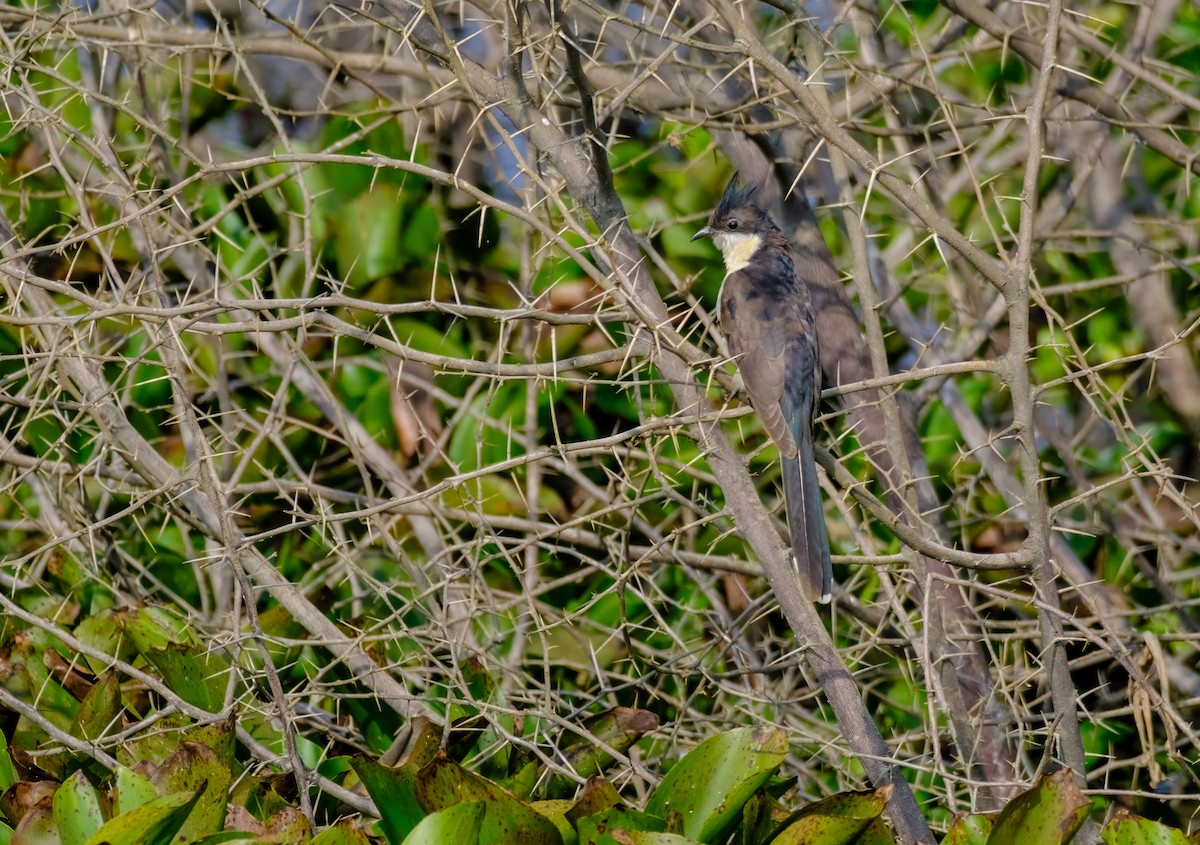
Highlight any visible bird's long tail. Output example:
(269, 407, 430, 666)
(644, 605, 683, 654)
(781, 424, 833, 603)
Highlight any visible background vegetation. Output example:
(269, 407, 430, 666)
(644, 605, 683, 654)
(0, 0, 1197, 842)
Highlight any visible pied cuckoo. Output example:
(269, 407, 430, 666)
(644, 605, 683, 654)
(693, 178, 833, 603)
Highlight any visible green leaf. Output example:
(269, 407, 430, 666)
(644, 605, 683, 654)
(854, 817, 898, 845)
(576, 807, 666, 845)
(125, 607, 197, 651)
(529, 800, 576, 845)
(72, 671, 120, 743)
(565, 777, 623, 826)
(112, 767, 159, 817)
(188, 833, 263, 845)
(943, 813, 995, 845)
(501, 761, 539, 801)
(53, 771, 104, 845)
(738, 790, 774, 845)
(986, 770, 1090, 845)
(0, 733, 19, 792)
(771, 785, 891, 845)
(7, 629, 80, 730)
(83, 788, 204, 845)
(335, 187, 405, 287)
(228, 774, 292, 822)
(10, 796, 58, 845)
(187, 716, 239, 771)
(1101, 810, 1191, 845)
(390, 317, 469, 363)
(261, 806, 310, 842)
(141, 644, 232, 713)
(348, 757, 424, 845)
(118, 714, 193, 768)
(403, 802, 485, 845)
(150, 741, 233, 843)
(414, 755, 562, 845)
(0, 110, 20, 156)
(402, 203, 441, 260)
(542, 709, 659, 799)
(602, 832, 702, 845)
(660, 224, 713, 260)
(309, 821, 372, 845)
(644, 727, 787, 843)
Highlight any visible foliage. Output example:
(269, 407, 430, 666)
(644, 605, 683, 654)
(0, 0, 1198, 842)
(0, 713, 1193, 844)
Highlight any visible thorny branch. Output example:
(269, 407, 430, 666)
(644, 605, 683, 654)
(1, 0, 1198, 839)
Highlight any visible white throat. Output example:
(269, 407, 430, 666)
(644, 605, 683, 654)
(712, 232, 763, 274)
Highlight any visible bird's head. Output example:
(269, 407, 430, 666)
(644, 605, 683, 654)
(692, 177, 775, 273)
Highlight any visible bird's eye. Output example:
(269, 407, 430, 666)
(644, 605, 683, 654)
(727, 220, 739, 230)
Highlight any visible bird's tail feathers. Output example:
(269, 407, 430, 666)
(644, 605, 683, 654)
(781, 426, 833, 603)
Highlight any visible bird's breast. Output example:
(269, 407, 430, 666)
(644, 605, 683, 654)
(716, 234, 764, 274)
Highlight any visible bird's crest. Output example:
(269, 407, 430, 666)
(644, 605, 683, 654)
(713, 176, 758, 220)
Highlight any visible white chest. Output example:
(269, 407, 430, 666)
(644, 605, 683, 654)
(713, 233, 763, 275)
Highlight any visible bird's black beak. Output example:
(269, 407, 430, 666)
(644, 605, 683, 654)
(691, 225, 714, 242)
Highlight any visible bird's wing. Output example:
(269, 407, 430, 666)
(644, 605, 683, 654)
(720, 271, 798, 458)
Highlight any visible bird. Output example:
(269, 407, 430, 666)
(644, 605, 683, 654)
(692, 177, 833, 603)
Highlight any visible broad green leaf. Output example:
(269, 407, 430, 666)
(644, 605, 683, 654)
(530, 800, 576, 845)
(644, 727, 787, 843)
(402, 720, 444, 771)
(83, 788, 203, 845)
(46, 552, 94, 606)
(576, 806, 666, 845)
(53, 770, 104, 845)
(188, 833, 262, 845)
(523, 618, 624, 674)
(986, 770, 1090, 845)
(348, 757, 424, 845)
(390, 318, 469, 363)
(335, 187, 405, 287)
(261, 806, 310, 843)
(542, 708, 658, 799)
(119, 714, 194, 768)
(0, 110, 18, 156)
(565, 777, 623, 825)
(125, 607, 196, 652)
(229, 774, 291, 821)
(943, 813, 995, 845)
(738, 790, 774, 845)
(309, 821, 372, 845)
(71, 671, 119, 743)
(439, 474, 540, 518)
(852, 817, 898, 845)
(402, 203, 441, 260)
(501, 761, 539, 800)
(7, 630, 79, 728)
(187, 715, 239, 771)
(226, 236, 272, 287)
(0, 733, 19, 791)
(602, 832, 701, 845)
(660, 224, 713, 260)
(111, 767, 159, 816)
(141, 644, 232, 713)
(150, 741, 233, 842)
(1101, 810, 1191, 845)
(403, 802, 484, 845)
(772, 785, 891, 845)
(414, 755, 562, 845)
(10, 796, 58, 845)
